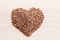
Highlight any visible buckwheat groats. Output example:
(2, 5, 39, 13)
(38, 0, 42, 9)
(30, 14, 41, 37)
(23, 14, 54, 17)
(11, 7, 44, 36)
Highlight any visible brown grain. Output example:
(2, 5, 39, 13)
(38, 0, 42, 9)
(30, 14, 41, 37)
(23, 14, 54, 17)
(11, 7, 44, 36)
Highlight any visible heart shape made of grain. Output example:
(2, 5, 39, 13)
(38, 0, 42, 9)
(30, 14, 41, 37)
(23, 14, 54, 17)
(11, 7, 44, 36)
